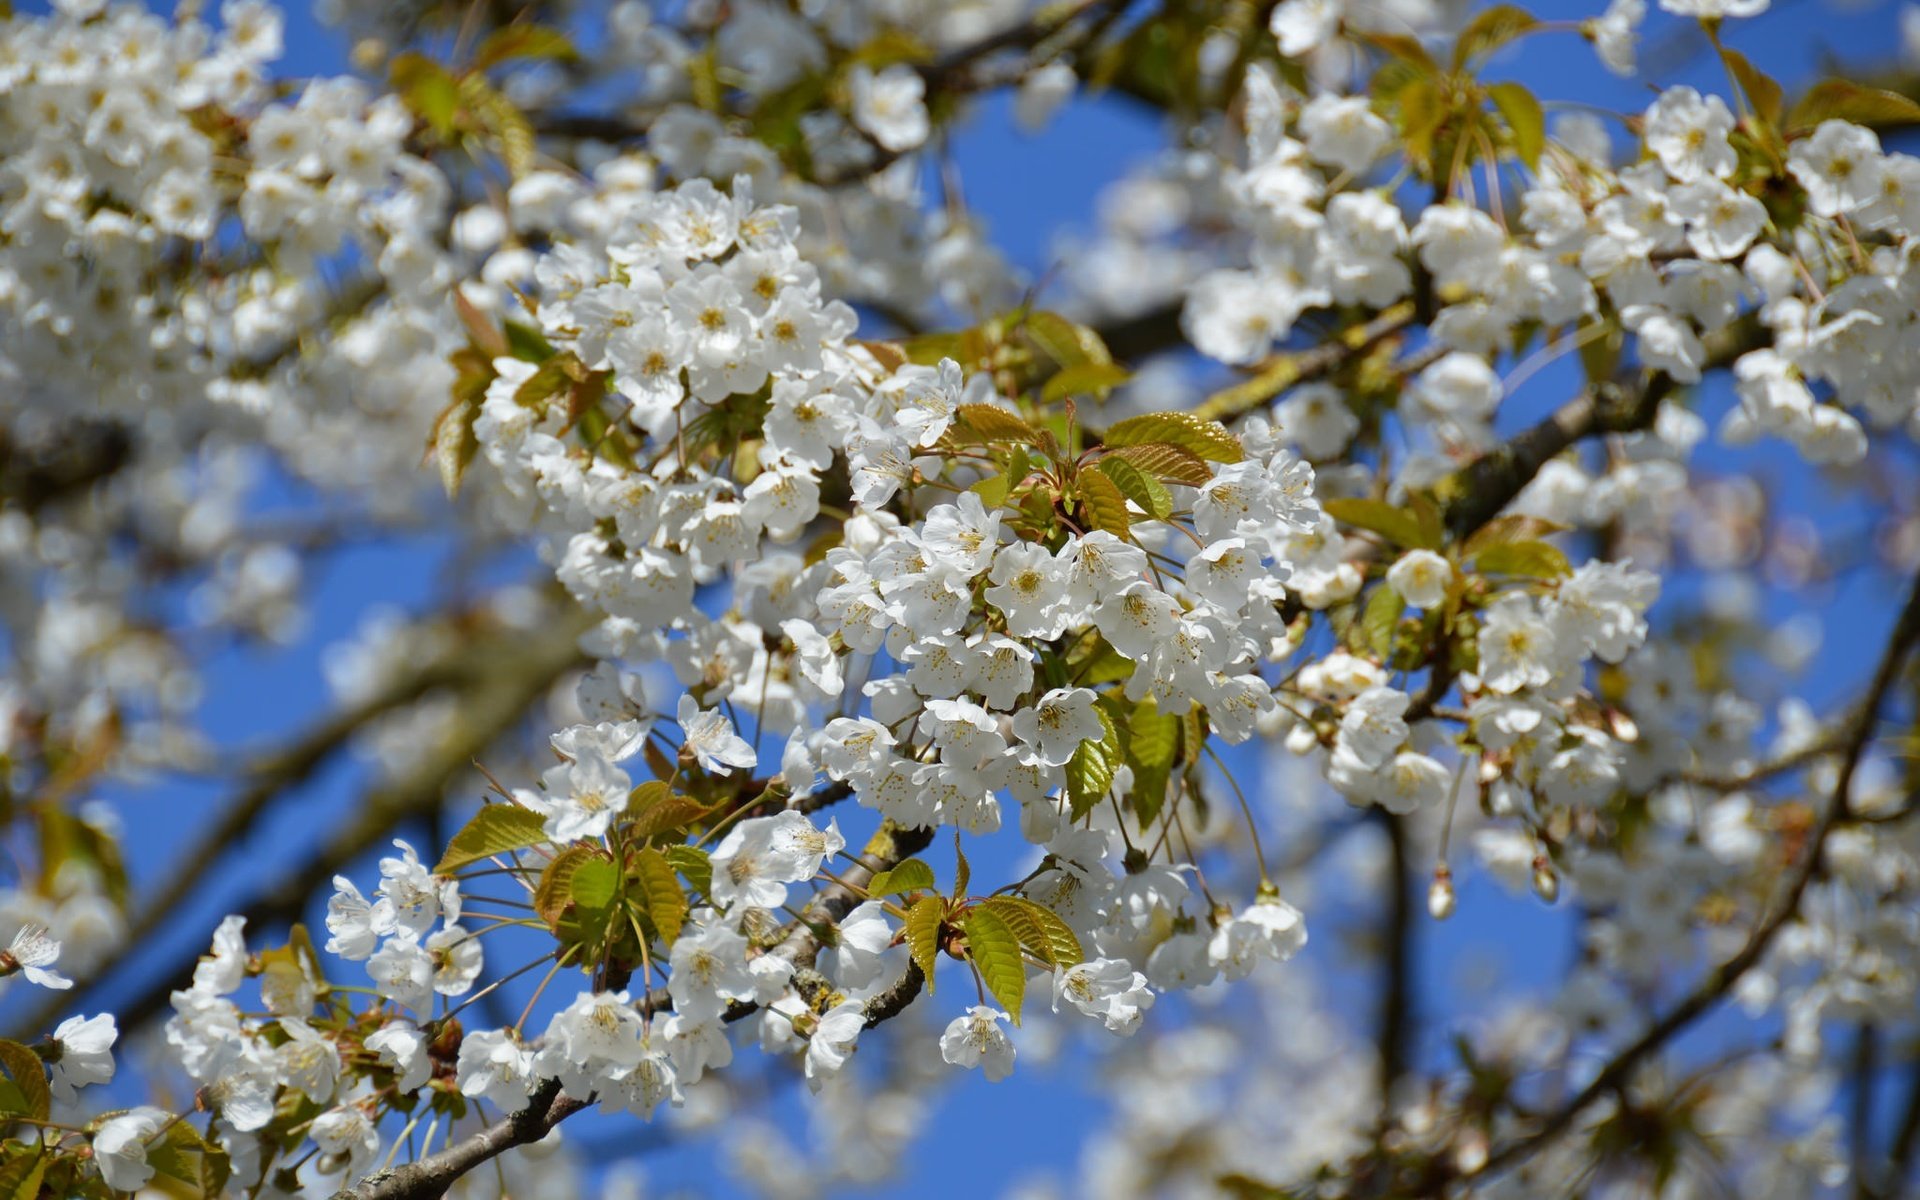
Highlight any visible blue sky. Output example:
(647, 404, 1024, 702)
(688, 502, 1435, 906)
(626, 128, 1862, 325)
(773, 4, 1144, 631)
(30, 1, 1920, 1195)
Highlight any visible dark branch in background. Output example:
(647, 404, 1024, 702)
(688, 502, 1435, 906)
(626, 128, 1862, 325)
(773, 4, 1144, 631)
(1474, 565, 1920, 1182)
(334, 820, 936, 1200)
(7, 646, 474, 1041)
(69, 606, 595, 1040)
(1436, 314, 1765, 538)
(1852, 1023, 1880, 1200)
(1374, 809, 1415, 1109)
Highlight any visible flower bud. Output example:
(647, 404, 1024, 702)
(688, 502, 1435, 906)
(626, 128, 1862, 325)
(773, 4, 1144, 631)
(1531, 855, 1560, 904)
(1427, 866, 1456, 920)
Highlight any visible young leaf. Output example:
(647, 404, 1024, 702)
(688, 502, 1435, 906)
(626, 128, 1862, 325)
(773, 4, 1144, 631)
(1103, 412, 1244, 463)
(473, 25, 579, 71)
(981, 896, 1084, 969)
(1452, 4, 1539, 67)
(866, 858, 937, 897)
(904, 894, 945, 992)
(628, 847, 688, 945)
(1719, 46, 1784, 127)
(1067, 705, 1122, 820)
(144, 1120, 231, 1198)
(1042, 361, 1132, 404)
(435, 803, 548, 873)
(1021, 311, 1114, 370)
(1475, 539, 1572, 579)
(1486, 81, 1544, 170)
(661, 844, 713, 898)
(1103, 441, 1216, 486)
(0, 1042, 47, 1123)
(534, 846, 600, 926)
(1096, 456, 1174, 521)
(953, 831, 971, 898)
(960, 907, 1027, 1023)
(1322, 498, 1435, 549)
(1362, 586, 1407, 660)
(1077, 468, 1133, 537)
(1788, 80, 1920, 133)
(1463, 514, 1569, 556)
(955, 403, 1042, 444)
(626, 783, 710, 839)
(390, 52, 459, 139)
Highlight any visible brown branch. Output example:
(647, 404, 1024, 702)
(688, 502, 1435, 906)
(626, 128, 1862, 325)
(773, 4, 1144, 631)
(333, 818, 934, 1200)
(1195, 302, 1418, 424)
(97, 607, 595, 1039)
(1473, 565, 1920, 1181)
(1374, 809, 1415, 1109)
(6, 648, 477, 1041)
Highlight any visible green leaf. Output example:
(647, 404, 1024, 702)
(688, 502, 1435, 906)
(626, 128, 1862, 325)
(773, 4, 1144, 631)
(1788, 80, 1920, 133)
(1126, 698, 1180, 826)
(534, 846, 600, 926)
(473, 25, 579, 70)
(1042, 362, 1133, 404)
(0, 1042, 45, 1122)
(1322, 498, 1435, 549)
(981, 896, 1084, 969)
(1453, 5, 1539, 67)
(1486, 81, 1545, 171)
(1475, 539, 1572, 579)
(960, 907, 1027, 1023)
(954, 403, 1041, 443)
(626, 783, 710, 839)
(661, 844, 713, 898)
(390, 52, 459, 139)
(429, 395, 482, 499)
(953, 832, 971, 899)
(904, 895, 944, 993)
(504, 320, 554, 362)
(145, 1118, 231, 1197)
(1021, 311, 1114, 370)
(1463, 515, 1569, 556)
(0, 1151, 46, 1200)
(1357, 30, 1439, 73)
(1104, 412, 1243, 463)
(866, 858, 937, 898)
(435, 803, 548, 873)
(1103, 441, 1216, 487)
(1719, 47, 1784, 127)
(1096, 457, 1173, 521)
(1362, 586, 1407, 659)
(1077, 469, 1132, 538)
(571, 854, 620, 909)
(1067, 705, 1122, 820)
(628, 847, 688, 945)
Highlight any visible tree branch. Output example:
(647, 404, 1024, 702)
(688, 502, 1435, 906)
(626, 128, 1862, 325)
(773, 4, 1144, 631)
(1473, 565, 1920, 1181)
(332, 818, 935, 1200)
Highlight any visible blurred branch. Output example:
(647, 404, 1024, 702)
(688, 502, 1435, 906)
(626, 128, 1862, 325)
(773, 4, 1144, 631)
(82, 605, 595, 1039)
(1375, 809, 1415, 1110)
(1474, 565, 1920, 1182)
(334, 818, 935, 1200)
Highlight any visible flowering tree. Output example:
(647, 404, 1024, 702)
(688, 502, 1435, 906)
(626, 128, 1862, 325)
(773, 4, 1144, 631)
(5, 0, 1920, 1195)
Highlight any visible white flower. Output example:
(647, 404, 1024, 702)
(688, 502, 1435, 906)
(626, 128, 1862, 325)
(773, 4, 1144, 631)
(311, 1105, 381, 1175)
(3, 923, 70, 991)
(190, 915, 247, 996)
(529, 753, 631, 844)
(48, 1013, 116, 1103)
(805, 999, 867, 1091)
(93, 1106, 171, 1192)
(667, 917, 757, 1019)
(367, 1023, 431, 1093)
(850, 64, 929, 154)
(1012, 687, 1106, 766)
(939, 1006, 1017, 1081)
(457, 1029, 535, 1112)
(1478, 595, 1562, 694)
(1269, 0, 1342, 55)
(1014, 62, 1077, 133)
(1338, 686, 1411, 768)
(1298, 94, 1391, 175)
(1788, 120, 1883, 217)
(1386, 550, 1453, 609)
(1645, 86, 1736, 182)
(1052, 959, 1155, 1035)
(677, 695, 758, 776)
(1208, 893, 1309, 979)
